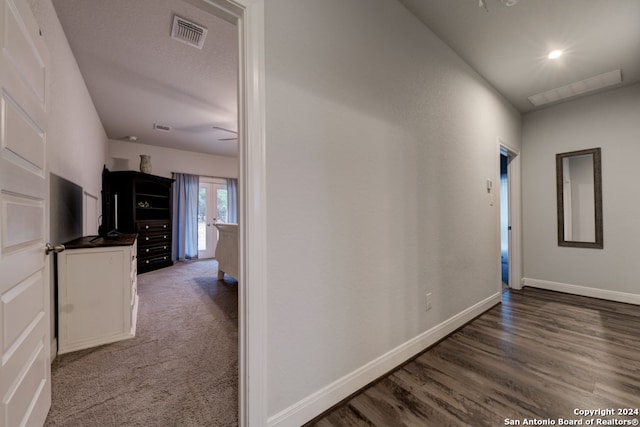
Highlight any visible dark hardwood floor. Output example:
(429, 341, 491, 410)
(308, 287, 640, 426)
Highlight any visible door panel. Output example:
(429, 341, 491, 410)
(0, 0, 51, 425)
(3, 93, 45, 171)
(2, 270, 45, 348)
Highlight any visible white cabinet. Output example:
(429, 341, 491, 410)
(56, 235, 138, 354)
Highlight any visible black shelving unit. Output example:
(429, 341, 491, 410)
(102, 168, 175, 273)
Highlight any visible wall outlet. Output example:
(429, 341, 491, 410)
(425, 293, 432, 311)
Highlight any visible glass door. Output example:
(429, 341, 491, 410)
(198, 179, 228, 259)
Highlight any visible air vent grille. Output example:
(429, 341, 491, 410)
(528, 70, 622, 107)
(153, 123, 172, 132)
(171, 16, 208, 49)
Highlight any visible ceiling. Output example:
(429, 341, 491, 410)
(52, 0, 640, 157)
(399, 0, 640, 113)
(52, 0, 238, 157)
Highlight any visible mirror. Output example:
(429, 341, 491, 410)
(556, 148, 603, 248)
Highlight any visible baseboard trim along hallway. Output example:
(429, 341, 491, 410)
(522, 278, 640, 306)
(268, 292, 502, 427)
(307, 287, 640, 426)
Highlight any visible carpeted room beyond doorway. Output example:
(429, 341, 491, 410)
(45, 259, 238, 426)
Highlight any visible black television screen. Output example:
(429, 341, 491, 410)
(50, 173, 83, 243)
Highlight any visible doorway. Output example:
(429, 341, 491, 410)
(500, 148, 510, 287)
(43, 0, 266, 423)
(198, 178, 229, 259)
(499, 142, 521, 291)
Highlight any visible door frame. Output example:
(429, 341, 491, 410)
(498, 139, 522, 291)
(191, 0, 267, 425)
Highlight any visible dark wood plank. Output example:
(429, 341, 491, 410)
(307, 288, 640, 426)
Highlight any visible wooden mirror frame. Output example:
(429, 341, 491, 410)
(556, 147, 603, 249)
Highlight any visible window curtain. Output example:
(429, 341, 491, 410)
(227, 178, 238, 224)
(173, 173, 199, 261)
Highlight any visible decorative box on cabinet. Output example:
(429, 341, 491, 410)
(56, 234, 138, 355)
(103, 169, 175, 273)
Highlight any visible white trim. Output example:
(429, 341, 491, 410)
(238, 2, 267, 424)
(267, 293, 502, 427)
(497, 138, 522, 291)
(194, 1, 267, 426)
(199, 176, 227, 185)
(522, 278, 640, 305)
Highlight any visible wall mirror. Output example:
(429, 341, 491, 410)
(556, 147, 603, 249)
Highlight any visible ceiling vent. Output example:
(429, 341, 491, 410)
(528, 69, 622, 107)
(153, 123, 172, 132)
(171, 16, 208, 49)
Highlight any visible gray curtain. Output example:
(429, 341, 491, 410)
(227, 178, 238, 224)
(173, 173, 199, 261)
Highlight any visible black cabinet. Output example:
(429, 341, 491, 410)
(102, 169, 174, 273)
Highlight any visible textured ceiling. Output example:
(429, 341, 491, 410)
(399, 0, 640, 113)
(53, 0, 640, 158)
(52, 0, 238, 156)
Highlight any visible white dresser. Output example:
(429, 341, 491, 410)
(56, 234, 138, 354)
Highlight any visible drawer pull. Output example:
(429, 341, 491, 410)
(163, 235, 167, 239)
(145, 225, 149, 229)
(145, 237, 149, 241)
(163, 225, 167, 228)
(146, 249, 150, 252)
(163, 246, 167, 250)
(145, 260, 150, 264)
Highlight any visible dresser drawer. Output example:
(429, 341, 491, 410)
(138, 243, 170, 256)
(139, 233, 171, 246)
(137, 220, 170, 232)
(138, 246, 170, 264)
(140, 254, 171, 267)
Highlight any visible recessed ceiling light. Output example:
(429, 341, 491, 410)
(548, 49, 563, 59)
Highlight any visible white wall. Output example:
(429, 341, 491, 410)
(109, 140, 238, 179)
(29, 0, 109, 225)
(264, 0, 521, 423)
(29, 0, 109, 357)
(522, 83, 640, 301)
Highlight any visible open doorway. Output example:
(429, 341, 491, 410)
(499, 143, 521, 291)
(198, 177, 229, 259)
(44, 0, 267, 423)
(500, 148, 510, 288)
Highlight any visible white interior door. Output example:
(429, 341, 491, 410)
(0, 0, 52, 425)
(198, 179, 228, 259)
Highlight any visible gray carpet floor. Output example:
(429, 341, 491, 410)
(45, 259, 238, 427)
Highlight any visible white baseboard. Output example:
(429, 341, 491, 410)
(522, 278, 640, 305)
(267, 292, 502, 427)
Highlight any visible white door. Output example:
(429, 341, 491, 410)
(198, 179, 228, 259)
(0, 0, 52, 425)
